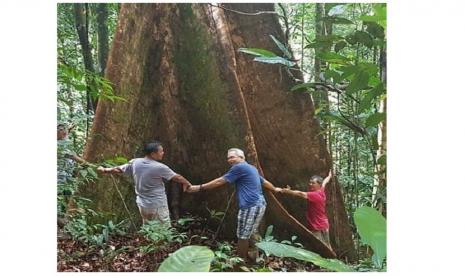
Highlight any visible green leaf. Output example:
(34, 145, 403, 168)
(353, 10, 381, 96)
(345, 30, 374, 48)
(360, 4, 386, 29)
(87, 167, 98, 178)
(365, 112, 386, 128)
(265, 225, 274, 238)
(355, 30, 374, 48)
(347, 70, 370, 93)
(237, 48, 276, 57)
(365, 22, 385, 39)
(376, 154, 386, 166)
(354, 207, 386, 268)
(323, 16, 354, 25)
(339, 65, 359, 79)
(358, 83, 385, 113)
(256, 242, 354, 272)
(334, 41, 347, 53)
(359, 93, 377, 113)
(324, 70, 342, 83)
(327, 4, 345, 16)
(74, 84, 87, 91)
(269, 35, 292, 58)
(291, 82, 317, 92)
(253, 56, 295, 67)
(321, 112, 365, 135)
(316, 52, 350, 64)
(112, 156, 128, 165)
(306, 34, 345, 50)
(158, 245, 214, 272)
(80, 169, 88, 178)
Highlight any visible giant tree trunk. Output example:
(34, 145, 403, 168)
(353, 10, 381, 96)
(81, 3, 355, 261)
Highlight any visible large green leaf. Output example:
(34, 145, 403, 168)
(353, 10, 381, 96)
(253, 56, 295, 67)
(256, 242, 354, 272)
(237, 48, 277, 57)
(291, 82, 317, 92)
(321, 112, 365, 135)
(354, 207, 386, 268)
(324, 70, 343, 83)
(365, 112, 386, 128)
(305, 35, 344, 50)
(158, 245, 214, 272)
(334, 41, 347, 53)
(355, 30, 374, 48)
(269, 35, 292, 58)
(323, 16, 354, 25)
(359, 83, 385, 113)
(347, 70, 370, 93)
(361, 3, 386, 29)
(365, 22, 385, 39)
(340, 65, 359, 79)
(376, 154, 386, 166)
(317, 52, 350, 64)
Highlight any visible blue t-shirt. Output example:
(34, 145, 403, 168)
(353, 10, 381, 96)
(222, 161, 266, 209)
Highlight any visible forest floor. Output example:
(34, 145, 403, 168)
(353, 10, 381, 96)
(57, 219, 322, 272)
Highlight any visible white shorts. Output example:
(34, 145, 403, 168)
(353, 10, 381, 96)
(138, 205, 171, 226)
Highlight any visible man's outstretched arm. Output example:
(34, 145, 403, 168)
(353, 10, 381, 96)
(187, 177, 227, 193)
(280, 185, 307, 199)
(97, 166, 123, 174)
(322, 170, 333, 189)
(262, 179, 281, 193)
(171, 174, 192, 192)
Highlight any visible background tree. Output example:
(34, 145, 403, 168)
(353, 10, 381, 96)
(96, 3, 109, 76)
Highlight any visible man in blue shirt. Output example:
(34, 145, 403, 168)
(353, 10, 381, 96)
(187, 148, 281, 263)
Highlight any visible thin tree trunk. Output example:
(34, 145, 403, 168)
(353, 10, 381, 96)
(73, 3, 97, 114)
(96, 3, 109, 76)
(313, 3, 324, 108)
(372, 47, 387, 215)
(300, 4, 305, 71)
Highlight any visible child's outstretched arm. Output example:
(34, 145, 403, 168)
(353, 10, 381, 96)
(322, 170, 333, 189)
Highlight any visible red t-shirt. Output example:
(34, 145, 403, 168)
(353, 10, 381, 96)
(306, 188, 329, 231)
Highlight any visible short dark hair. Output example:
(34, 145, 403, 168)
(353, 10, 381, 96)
(144, 141, 163, 155)
(310, 175, 323, 185)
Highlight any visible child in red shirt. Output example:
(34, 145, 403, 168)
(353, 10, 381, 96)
(277, 170, 333, 248)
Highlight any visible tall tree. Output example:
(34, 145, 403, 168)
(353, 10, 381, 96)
(312, 3, 333, 146)
(79, 3, 355, 260)
(73, 3, 97, 117)
(96, 3, 109, 76)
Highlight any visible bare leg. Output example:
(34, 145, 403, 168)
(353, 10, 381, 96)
(237, 238, 249, 263)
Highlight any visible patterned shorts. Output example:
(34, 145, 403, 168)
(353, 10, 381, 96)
(236, 203, 266, 240)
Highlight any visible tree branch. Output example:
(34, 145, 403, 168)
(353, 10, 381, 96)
(209, 4, 284, 19)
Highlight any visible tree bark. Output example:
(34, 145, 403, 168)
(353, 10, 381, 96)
(80, 3, 355, 261)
